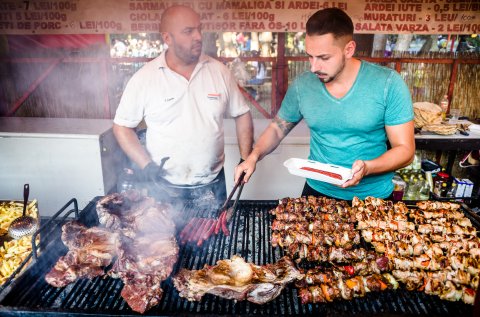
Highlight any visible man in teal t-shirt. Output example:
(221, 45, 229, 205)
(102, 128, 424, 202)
(234, 8, 415, 200)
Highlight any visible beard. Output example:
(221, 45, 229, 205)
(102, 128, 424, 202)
(315, 56, 346, 83)
(171, 37, 202, 65)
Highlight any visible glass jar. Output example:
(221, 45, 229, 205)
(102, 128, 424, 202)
(117, 168, 135, 193)
(392, 174, 406, 201)
(433, 172, 450, 197)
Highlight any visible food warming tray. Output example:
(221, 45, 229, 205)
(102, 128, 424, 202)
(0, 198, 476, 316)
(0, 199, 41, 294)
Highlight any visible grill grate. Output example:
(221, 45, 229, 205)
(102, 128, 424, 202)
(0, 198, 475, 316)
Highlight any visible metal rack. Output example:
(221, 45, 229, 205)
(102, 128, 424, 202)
(0, 198, 475, 316)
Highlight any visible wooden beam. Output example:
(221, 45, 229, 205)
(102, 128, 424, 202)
(238, 85, 272, 119)
(447, 58, 459, 113)
(6, 59, 61, 116)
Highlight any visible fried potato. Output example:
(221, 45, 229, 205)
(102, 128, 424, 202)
(0, 200, 39, 284)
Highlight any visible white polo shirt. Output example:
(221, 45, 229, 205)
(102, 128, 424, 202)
(114, 52, 250, 186)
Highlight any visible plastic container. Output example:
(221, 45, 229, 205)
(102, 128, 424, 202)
(283, 158, 352, 185)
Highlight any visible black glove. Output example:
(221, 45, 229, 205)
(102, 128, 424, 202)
(139, 161, 166, 183)
(140, 157, 169, 182)
(140, 159, 179, 198)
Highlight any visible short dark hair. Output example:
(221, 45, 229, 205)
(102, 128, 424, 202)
(306, 8, 353, 39)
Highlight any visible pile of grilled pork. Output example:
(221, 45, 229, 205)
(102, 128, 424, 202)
(271, 196, 479, 304)
(45, 190, 178, 313)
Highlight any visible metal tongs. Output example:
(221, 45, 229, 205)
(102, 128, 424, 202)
(215, 171, 246, 233)
(179, 172, 246, 246)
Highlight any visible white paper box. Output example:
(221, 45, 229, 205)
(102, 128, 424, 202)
(463, 179, 474, 198)
(283, 158, 352, 186)
(454, 178, 466, 198)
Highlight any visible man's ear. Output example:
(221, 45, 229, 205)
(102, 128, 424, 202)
(344, 40, 356, 58)
(161, 32, 171, 45)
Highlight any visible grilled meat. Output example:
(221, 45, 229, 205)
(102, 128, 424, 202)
(298, 273, 398, 303)
(47, 191, 178, 314)
(353, 197, 480, 304)
(172, 255, 302, 304)
(271, 229, 360, 249)
(273, 196, 479, 305)
(273, 197, 356, 223)
(357, 219, 415, 231)
(60, 221, 120, 265)
(45, 222, 119, 287)
(111, 234, 178, 313)
(271, 219, 354, 233)
(270, 197, 361, 262)
(96, 190, 156, 231)
(45, 254, 105, 288)
(416, 201, 461, 211)
(110, 234, 178, 281)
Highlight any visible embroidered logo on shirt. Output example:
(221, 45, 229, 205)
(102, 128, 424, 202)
(207, 93, 221, 100)
(165, 97, 175, 102)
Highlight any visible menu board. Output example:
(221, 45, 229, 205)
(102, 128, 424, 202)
(0, 0, 478, 34)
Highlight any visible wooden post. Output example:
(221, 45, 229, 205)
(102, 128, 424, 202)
(274, 33, 286, 115)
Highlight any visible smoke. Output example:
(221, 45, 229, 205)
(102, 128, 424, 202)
(1, 34, 117, 118)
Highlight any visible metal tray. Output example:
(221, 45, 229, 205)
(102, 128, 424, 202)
(0, 199, 40, 293)
(0, 199, 79, 295)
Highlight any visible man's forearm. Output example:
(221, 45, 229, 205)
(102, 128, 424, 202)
(113, 124, 152, 169)
(364, 145, 415, 176)
(234, 112, 254, 159)
(363, 121, 416, 176)
(249, 116, 297, 162)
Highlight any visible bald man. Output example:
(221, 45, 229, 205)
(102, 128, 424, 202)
(113, 5, 253, 207)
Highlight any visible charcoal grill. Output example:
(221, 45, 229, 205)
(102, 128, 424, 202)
(0, 197, 477, 316)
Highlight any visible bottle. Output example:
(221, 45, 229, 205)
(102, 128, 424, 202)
(440, 182, 448, 197)
(405, 176, 418, 200)
(117, 168, 135, 193)
(424, 171, 434, 191)
(446, 182, 457, 198)
(418, 176, 430, 200)
(434, 180, 443, 197)
(440, 95, 449, 120)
